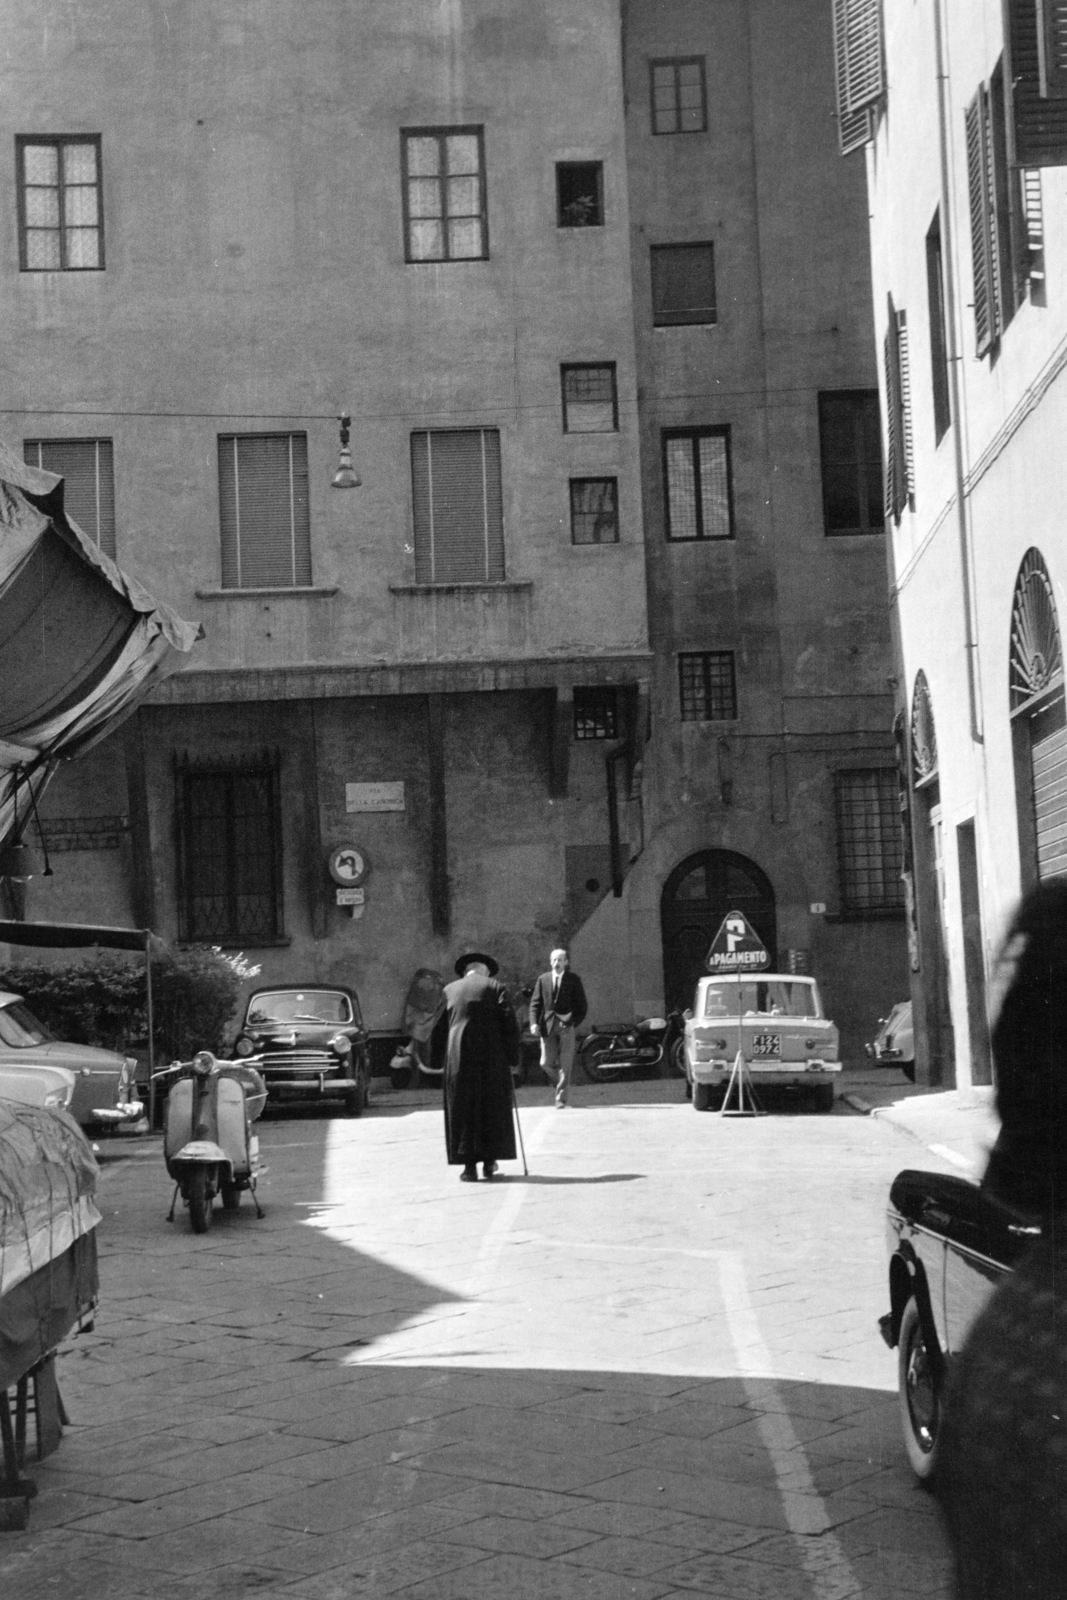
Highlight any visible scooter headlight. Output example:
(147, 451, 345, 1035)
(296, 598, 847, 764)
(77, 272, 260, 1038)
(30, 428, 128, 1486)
(192, 1050, 216, 1076)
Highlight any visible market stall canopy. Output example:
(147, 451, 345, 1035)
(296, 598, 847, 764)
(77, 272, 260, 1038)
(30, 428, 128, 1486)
(0, 920, 155, 952)
(0, 439, 202, 846)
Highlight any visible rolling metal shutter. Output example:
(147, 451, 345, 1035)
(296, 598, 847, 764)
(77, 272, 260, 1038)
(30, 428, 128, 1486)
(218, 433, 311, 590)
(1031, 693, 1067, 880)
(411, 429, 504, 584)
(24, 438, 116, 557)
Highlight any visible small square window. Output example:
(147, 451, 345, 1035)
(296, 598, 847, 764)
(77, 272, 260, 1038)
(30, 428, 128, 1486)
(562, 364, 618, 433)
(650, 58, 707, 135)
(17, 136, 103, 271)
(574, 687, 618, 741)
(663, 430, 732, 540)
(679, 652, 736, 722)
(401, 126, 487, 262)
(651, 243, 716, 327)
(556, 162, 603, 228)
(570, 478, 618, 544)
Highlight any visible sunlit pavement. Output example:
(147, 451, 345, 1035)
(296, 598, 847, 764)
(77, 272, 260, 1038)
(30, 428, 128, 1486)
(1, 1078, 956, 1599)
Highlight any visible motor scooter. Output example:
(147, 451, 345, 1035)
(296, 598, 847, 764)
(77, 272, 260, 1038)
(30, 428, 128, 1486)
(156, 1051, 267, 1233)
(578, 1011, 686, 1084)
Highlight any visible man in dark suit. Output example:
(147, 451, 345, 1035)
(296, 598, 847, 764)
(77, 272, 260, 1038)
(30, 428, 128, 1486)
(529, 947, 588, 1107)
(431, 952, 519, 1181)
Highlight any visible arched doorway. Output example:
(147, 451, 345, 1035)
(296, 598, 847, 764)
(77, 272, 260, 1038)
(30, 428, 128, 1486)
(1010, 548, 1066, 886)
(660, 850, 776, 1013)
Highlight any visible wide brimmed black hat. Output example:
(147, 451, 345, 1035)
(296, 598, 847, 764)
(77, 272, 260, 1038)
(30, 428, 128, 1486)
(454, 951, 499, 977)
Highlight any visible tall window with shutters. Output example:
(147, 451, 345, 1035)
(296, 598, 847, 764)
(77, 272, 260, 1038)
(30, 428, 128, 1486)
(830, 0, 885, 156)
(410, 429, 505, 584)
(23, 438, 116, 556)
(883, 297, 914, 524)
(925, 214, 952, 443)
(217, 433, 311, 591)
(175, 752, 284, 945)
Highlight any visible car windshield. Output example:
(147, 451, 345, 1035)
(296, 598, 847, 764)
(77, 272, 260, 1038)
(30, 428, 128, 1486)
(247, 991, 353, 1025)
(0, 1000, 55, 1048)
(703, 980, 823, 1019)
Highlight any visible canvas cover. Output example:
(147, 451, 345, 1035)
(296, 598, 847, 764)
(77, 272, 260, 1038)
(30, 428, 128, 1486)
(0, 1230, 98, 1391)
(0, 439, 201, 845)
(0, 1103, 100, 1300)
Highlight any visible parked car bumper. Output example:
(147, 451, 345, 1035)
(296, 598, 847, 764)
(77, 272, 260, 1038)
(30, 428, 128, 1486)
(88, 1099, 145, 1127)
(691, 1060, 841, 1086)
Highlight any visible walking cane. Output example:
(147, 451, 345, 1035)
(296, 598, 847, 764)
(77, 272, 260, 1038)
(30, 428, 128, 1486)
(510, 1069, 529, 1176)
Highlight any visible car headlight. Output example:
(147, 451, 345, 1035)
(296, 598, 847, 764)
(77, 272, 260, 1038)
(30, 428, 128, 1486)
(329, 1034, 352, 1056)
(44, 1089, 69, 1108)
(235, 1037, 255, 1057)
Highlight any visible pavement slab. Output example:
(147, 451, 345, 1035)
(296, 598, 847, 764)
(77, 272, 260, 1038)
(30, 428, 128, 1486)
(2, 1085, 960, 1598)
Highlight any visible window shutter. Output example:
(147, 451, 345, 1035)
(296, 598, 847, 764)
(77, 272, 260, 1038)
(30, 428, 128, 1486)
(218, 434, 310, 590)
(24, 438, 116, 557)
(831, 0, 884, 155)
(883, 295, 911, 523)
(965, 92, 997, 356)
(1022, 168, 1047, 296)
(1008, 0, 1067, 165)
(411, 429, 504, 583)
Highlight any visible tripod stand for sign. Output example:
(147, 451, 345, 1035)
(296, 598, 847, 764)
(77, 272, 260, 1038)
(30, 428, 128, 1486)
(706, 911, 768, 1118)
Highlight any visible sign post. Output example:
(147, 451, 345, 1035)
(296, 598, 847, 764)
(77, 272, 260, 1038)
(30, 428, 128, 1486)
(705, 910, 769, 1118)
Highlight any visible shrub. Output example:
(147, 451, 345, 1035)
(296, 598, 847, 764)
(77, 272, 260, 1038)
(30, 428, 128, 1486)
(0, 945, 242, 1060)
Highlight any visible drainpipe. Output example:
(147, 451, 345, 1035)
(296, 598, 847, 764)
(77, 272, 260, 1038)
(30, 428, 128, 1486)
(933, 0, 984, 744)
(605, 745, 627, 897)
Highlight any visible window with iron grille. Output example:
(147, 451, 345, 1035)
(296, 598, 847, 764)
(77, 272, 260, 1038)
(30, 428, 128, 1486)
(401, 127, 487, 262)
(574, 687, 618, 741)
(561, 364, 617, 433)
(557, 163, 603, 228)
(664, 429, 732, 540)
(650, 58, 707, 134)
(175, 753, 283, 945)
(679, 652, 736, 721)
(23, 438, 116, 557)
(569, 478, 618, 544)
(835, 768, 905, 912)
(411, 428, 504, 583)
(16, 136, 103, 270)
(651, 244, 716, 326)
(218, 433, 311, 590)
(817, 392, 884, 535)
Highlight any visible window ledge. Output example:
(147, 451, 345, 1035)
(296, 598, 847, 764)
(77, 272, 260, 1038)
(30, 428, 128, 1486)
(823, 908, 906, 924)
(389, 581, 533, 595)
(195, 586, 340, 599)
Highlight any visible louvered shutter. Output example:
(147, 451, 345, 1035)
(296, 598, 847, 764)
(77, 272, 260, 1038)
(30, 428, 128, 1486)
(1008, 0, 1067, 165)
(965, 93, 997, 356)
(1022, 168, 1047, 295)
(411, 429, 504, 583)
(1031, 695, 1067, 880)
(883, 295, 910, 523)
(218, 434, 311, 590)
(831, 0, 884, 155)
(24, 438, 116, 557)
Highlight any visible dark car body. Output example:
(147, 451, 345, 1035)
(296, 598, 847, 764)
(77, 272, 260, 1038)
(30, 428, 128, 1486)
(881, 1167, 1041, 1478)
(865, 1000, 915, 1081)
(0, 989, 144, 1131)
(232, 986, 370, 1115)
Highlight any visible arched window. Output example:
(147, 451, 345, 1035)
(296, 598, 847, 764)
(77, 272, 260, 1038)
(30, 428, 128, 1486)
(1010, 548, 1066, 886)
(910, 670, 938, 787)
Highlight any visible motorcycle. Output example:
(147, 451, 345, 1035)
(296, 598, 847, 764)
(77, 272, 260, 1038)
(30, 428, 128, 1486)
(578, 1011, 687, 1084)
(155, 1051, 267, 1233)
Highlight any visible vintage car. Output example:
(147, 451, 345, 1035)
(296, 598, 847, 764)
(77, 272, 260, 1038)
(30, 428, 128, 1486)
(0, 990, 144, 1132)
(880, 1167, 1040, 1479)
(0, 1057, 76, 1113)
(682, 973, 840, 1111)
(865, 999, 915, 1082)
(231, 985, 370, 1115)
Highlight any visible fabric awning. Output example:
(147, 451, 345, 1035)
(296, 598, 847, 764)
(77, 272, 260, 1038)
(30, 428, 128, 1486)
(0, 920, 153, 952)
(0, 440, 202, 845)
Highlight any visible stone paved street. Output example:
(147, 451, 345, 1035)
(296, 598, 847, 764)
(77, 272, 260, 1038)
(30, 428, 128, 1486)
(1, 1078, 957, 1599)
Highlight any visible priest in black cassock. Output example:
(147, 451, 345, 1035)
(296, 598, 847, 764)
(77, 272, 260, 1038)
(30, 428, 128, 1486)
(431, 952, 519, 1182)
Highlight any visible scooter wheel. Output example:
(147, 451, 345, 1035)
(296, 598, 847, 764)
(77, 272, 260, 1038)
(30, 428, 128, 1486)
(220, 1180, 241, 1211)
(188, 1168, 214, 1232)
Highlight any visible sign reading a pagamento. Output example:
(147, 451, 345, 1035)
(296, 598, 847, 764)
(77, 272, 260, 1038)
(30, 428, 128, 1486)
(705, 909, 770, 973)
(346, 781, 405, 813)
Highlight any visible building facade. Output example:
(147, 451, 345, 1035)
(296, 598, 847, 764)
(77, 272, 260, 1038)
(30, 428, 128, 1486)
(4, 1, 906, 1056)
(835, 0, 1067, 1085)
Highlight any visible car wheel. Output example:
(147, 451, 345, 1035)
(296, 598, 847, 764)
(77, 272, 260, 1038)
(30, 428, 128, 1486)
(898, 1297, 942, 1481)
(693, 1082, 712, 1112)
(665, 1037, 687, 1079)
(344, 1079, 365, 1118)
(902, 1060, 916, 1083)
(188, 1168, 214, 1233)
(811, 1084, 835, 1113)
(220, 1179, 241, 1211)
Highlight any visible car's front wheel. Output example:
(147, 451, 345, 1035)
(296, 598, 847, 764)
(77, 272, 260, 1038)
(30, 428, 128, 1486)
(898, 1297, 942, 1481)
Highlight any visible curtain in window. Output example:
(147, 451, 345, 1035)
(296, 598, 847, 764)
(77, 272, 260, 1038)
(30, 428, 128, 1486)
(218, 434, 311, 590)
(411, 429, 504, 583)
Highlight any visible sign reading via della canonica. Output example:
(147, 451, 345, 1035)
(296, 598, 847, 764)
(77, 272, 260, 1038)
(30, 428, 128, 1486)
(346, 781, 406, 813)
(705, 909, 770, 973)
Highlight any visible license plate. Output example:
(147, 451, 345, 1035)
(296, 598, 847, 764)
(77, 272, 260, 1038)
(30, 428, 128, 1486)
(751, 1034, 781, 1059)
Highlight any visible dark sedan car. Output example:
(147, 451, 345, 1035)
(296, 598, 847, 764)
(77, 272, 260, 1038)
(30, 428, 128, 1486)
(231, 986, 370, 1115)
(880, 1168, 1041, 1479)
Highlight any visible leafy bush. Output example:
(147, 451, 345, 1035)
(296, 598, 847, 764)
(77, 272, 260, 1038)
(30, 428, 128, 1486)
(0, 945, 243, 1060)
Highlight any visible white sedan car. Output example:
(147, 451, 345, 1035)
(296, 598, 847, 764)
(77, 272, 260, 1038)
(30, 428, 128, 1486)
(682, 973, 841, 1112)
